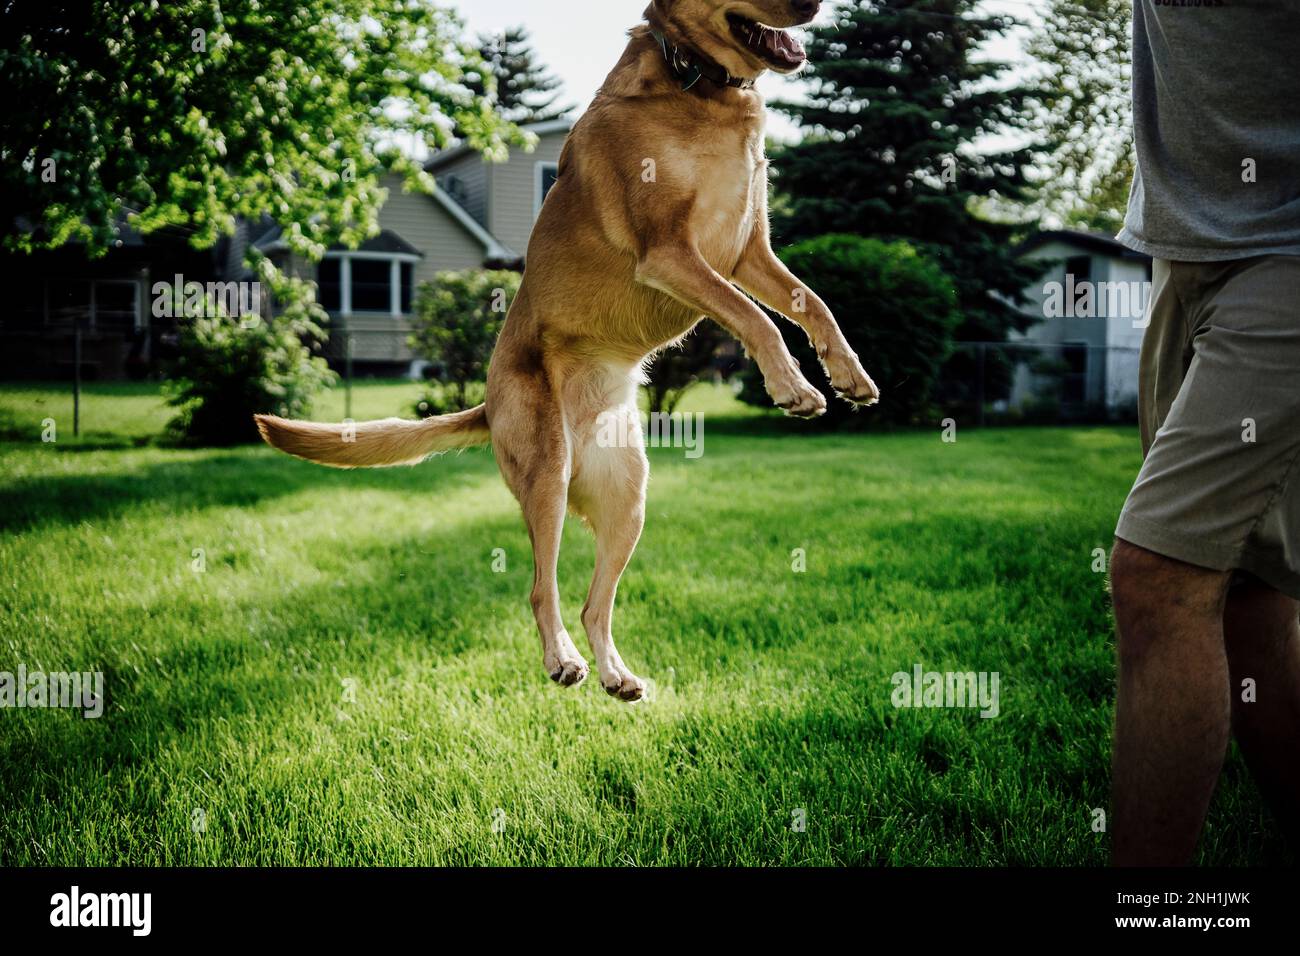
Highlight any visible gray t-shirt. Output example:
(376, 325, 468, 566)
(1117, 0, 1300, 261)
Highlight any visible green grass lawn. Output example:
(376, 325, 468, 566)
(0, 381, 1289, 865)
(0, 378, 438, 446)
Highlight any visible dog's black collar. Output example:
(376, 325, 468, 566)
(649, 27, 756, 92)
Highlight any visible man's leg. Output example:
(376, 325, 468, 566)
(1110, 538, 1233, 866)
(1224, 577, 1300, 844)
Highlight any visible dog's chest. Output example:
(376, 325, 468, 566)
(690, 131, 764, 276)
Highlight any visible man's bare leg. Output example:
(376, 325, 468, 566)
(1224, 576, 1300, 845)
(1110, 538, 1233, 866)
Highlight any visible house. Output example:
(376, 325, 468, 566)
(1004, 230, 1152, 419)
(0, 224, 217, 381)
(244, 118, 572, 374)
(0, 119, 573, 380)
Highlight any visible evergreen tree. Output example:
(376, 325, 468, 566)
(466, 26, 573, 126)
(771, 0, 1042, 383)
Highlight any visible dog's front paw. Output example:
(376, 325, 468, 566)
(769, 376, 827, 419)
(600, 666, 646, 702)
(828, 355, 881, 407)
(545, 653, 589, 688)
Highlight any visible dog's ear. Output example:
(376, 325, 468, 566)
(645, 0, 680, 29)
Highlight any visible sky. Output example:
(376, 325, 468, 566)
(451, 0, 1041, 142)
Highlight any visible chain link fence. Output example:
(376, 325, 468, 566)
(937, 341, 1141, 426)
(0, 315, 1141, 436)
(0, 316, 430, 435)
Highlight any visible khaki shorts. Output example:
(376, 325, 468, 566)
(1116, 255, 1300, 599)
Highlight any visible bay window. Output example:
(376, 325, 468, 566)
(318, 253, 417, 316)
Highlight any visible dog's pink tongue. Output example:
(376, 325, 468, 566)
(765, 28, 806, 64)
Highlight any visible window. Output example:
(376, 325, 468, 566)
(1062, 342, 1089, 405)
(18, 279, 140, 330)
(350, 259, 391, 312)
(318, 258, 341, 313)
(50, 280, 91, 326)
(318, 254, 416, 316)
(443, 174, 467, 205)
(12, 279, 44, 330)
(535, 162, 559, 217)
(93, 280, 141, 330)
(1065, 254, 1091, 285)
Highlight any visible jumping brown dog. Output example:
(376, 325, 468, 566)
(256, 0, 878, 700)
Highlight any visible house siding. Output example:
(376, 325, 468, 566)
(309, 175, 489, 365)
(487, 130, 568, 258)
(1007, 238, 1151, 415)
(1014, 241, 1110, 353)
(431, 155, 489, 228)
(1101, 256, 1151, 410)
(378, 174, 486, 286)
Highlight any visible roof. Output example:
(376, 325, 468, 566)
(1016, 229, 1151, 261)
(423, 118, 574, 173)
(248, 220, 285, 252)
(251, 228, 422, 258)
(341, 230, 422, 257)
(250, 197, 516, 264)
(430, 187, 516, 262)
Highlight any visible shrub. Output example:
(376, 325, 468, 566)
(164, 266, 335, 445)
(738, 235, 960, 427)
(643, 321, 733, 415)
(413, 381, 487, 418)
(408, 269, 520, 412)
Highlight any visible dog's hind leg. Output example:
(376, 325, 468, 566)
(491, 382, 589, 688)
(570, 408, 649, 702)
(521, 478, 589, 687)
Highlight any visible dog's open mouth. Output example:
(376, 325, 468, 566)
(726, 13, 807, 70)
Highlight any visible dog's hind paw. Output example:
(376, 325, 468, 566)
(547, 656, 589, 688)
(601, 669, 646, 702)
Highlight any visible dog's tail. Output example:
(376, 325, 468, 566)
(254, 405, 490, 469)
